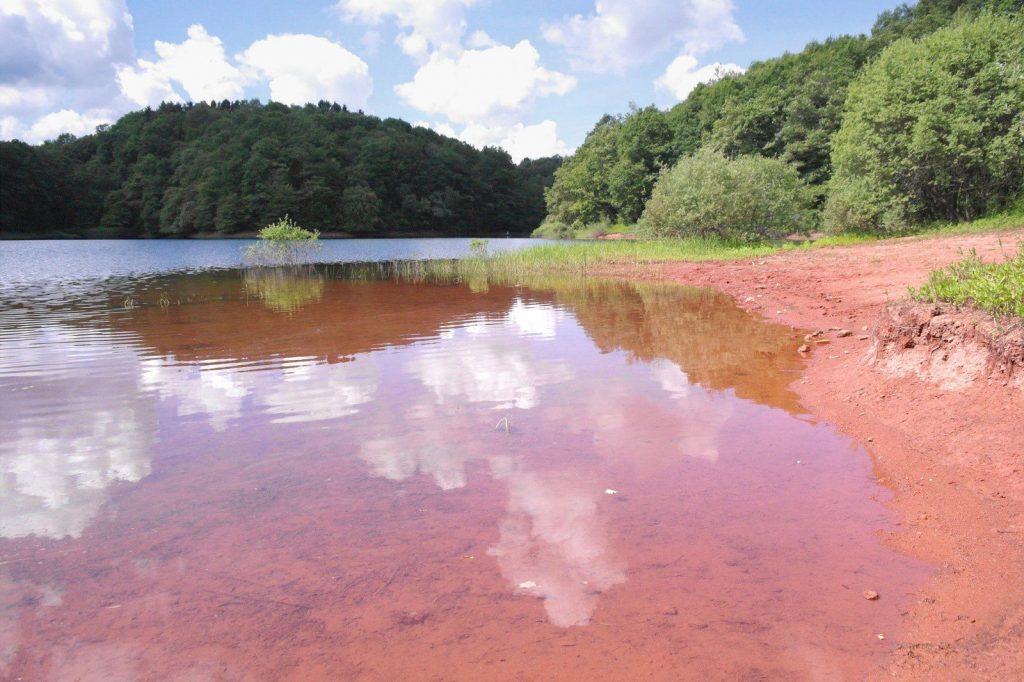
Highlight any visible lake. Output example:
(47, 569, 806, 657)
(0, 240, 926, 680)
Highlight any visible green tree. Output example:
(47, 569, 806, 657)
(825, 14, 1024, 233)
(639, 151, 814, 240)
(1, 99, 558, 238)
(339, 185, 381, 233)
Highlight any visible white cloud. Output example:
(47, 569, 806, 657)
(26, 109, 112, 140)
(655, 54, 745, 101)
(543, 0, 744, 73)
(0, 84, 52, 114)
(466, 29, 498, 49)
(395, 31, 430, 60)
(1, 6, 374, 143)
(0, 0, 134, 94)
(238, 33, 372, 108)
(360, 29, 381, 57)
(0, 107, 118, 143)
(395, 40, 574, 125)
(337, 0, 479, 57)
(396, 39, 574, 160)
(414, 120, 458, 138)
(417, 119, 570, 162)
(117, 24, 244, 107)
(0, 0, 134, 141)
(463, 121, 569, 161)
(116, 60, 180, 108)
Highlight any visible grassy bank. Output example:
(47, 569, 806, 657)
(910, 246, 1024, 318)
(522, 203, 1024, 265)
(343, 205, 1022, 306)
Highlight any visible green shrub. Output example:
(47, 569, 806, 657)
(531, 218, 576, 239)
(638, 150, 815, 240)
(825, 14, 1024, 234)
(246, 216, 321, 266)
(257, 215, 320, 241)
(910, 246, 1024, 318)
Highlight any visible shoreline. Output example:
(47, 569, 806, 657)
(606, 228, 1024, 678)
(0, 231, 533, 241)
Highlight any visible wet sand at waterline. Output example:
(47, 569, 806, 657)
(642, 228, 1024, 678)
(1, 260, 928, 680)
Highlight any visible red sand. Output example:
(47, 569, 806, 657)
(647, 229, 1024, 679)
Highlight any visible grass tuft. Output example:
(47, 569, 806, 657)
(909, 245, 1024, 318)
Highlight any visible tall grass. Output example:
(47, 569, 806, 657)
(313, 204, 1024, 302)
(486, 237, 777, 271)
(909, 245, 1024, 318)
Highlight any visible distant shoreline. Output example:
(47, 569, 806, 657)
(0, 230, 532, 241)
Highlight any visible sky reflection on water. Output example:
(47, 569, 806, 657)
(0, 260, 928, 680)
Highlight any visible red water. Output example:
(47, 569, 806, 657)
(0, 273, 928, 680)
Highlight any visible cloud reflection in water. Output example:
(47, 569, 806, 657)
(0, 329, 154, 539)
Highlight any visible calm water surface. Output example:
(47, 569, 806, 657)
(0, 242, 926, 680)
(0, 238, 536, 287)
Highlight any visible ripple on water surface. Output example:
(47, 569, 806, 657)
(0, 254, 928, 680)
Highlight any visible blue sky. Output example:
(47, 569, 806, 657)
(2, 0, 898, 159)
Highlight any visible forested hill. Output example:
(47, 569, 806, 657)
(544, 0, 1023, 230)
(0, 101, 562, 238)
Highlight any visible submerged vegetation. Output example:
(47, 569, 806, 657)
(243, 265, 325, 313)
(910, 246, 1024, 318)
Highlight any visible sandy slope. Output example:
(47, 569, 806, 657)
(636, 229, 1023, 678)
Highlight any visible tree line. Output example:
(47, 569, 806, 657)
(544, 0, 1023, 236)
(0, 101, 561, 238)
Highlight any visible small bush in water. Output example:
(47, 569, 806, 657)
(246, 216, 321, 266)
(257, 216, 320, 241)
(639, 150, 814, 241)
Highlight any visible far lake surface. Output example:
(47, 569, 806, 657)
(0, 240, 926, 680)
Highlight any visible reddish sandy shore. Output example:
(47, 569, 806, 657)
(613, 229, 1024, 679)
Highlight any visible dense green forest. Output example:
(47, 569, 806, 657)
(0, 101, 561, 238)
(544, 0, 1023, 234)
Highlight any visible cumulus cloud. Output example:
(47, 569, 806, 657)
(237, 33, 372, 108)
(543, 0, 744, 73)
(466, 29, 498, 49)
(0, 0, 134, 95)
(417, 120, 572, 163)
(0, 1, 373, 142)
(337, 0, 479, 57)
(25, 109, 112, 141)
(397, 40, 574, 160)
(0, 0, 134, 141)
(655, 54, 745, 101)
(338, 0, 574, 161)
(117, 24, 244, 107)
(459, 121, 570, 161)
(396, 40, 574, 124)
